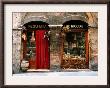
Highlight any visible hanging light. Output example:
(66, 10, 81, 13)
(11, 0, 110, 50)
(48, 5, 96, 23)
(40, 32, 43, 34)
(74, 34, 76, 40)
(30, 31, 35, 42)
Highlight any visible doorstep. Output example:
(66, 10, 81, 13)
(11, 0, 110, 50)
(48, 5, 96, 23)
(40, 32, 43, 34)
(61, 69, 90, 72)
(27, 69, 91, 72)
(27, 69, 50, 72)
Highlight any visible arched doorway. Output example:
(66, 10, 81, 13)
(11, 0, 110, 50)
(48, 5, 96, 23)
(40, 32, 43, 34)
(22, 21, 50, 69)
(60, 20, 89, 69)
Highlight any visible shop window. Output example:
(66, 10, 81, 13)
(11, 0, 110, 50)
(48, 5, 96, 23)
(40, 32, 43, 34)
(63, 32, 86, 59)
(61, 20, 89, 69)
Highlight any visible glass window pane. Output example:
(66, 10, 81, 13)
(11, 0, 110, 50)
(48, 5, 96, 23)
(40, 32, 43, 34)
(63, 32, 86, 60)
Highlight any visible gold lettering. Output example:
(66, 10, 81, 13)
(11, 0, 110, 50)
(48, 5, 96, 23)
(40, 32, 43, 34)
(33, 25, 36, 28)
(70, 25, 84, 28)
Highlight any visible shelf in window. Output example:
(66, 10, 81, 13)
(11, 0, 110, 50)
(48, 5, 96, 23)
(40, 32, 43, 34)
(77, 36, 83, 38)
(26, 54, 30, 56)
(26, 53, 36, 56)
(78, 46, 85, 48)
(27, 47, 36, 49)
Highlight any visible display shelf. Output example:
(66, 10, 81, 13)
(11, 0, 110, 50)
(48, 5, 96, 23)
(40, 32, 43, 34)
(27, 46, 36, 49)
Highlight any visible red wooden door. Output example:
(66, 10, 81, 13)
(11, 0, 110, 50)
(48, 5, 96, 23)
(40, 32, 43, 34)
(35, 30, 49, 69)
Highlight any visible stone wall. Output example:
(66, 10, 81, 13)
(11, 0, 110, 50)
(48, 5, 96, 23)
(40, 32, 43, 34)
(12, 30, 21, 73)
(12, 13, 22, 29)
(88, 28, 98, 71)
(12, 13, 23, 73)
(50, 27, 61, 71)
(22, 12, 88, 25)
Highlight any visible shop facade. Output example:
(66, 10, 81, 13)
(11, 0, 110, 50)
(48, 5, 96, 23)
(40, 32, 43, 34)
(12, 12, 98, 73)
